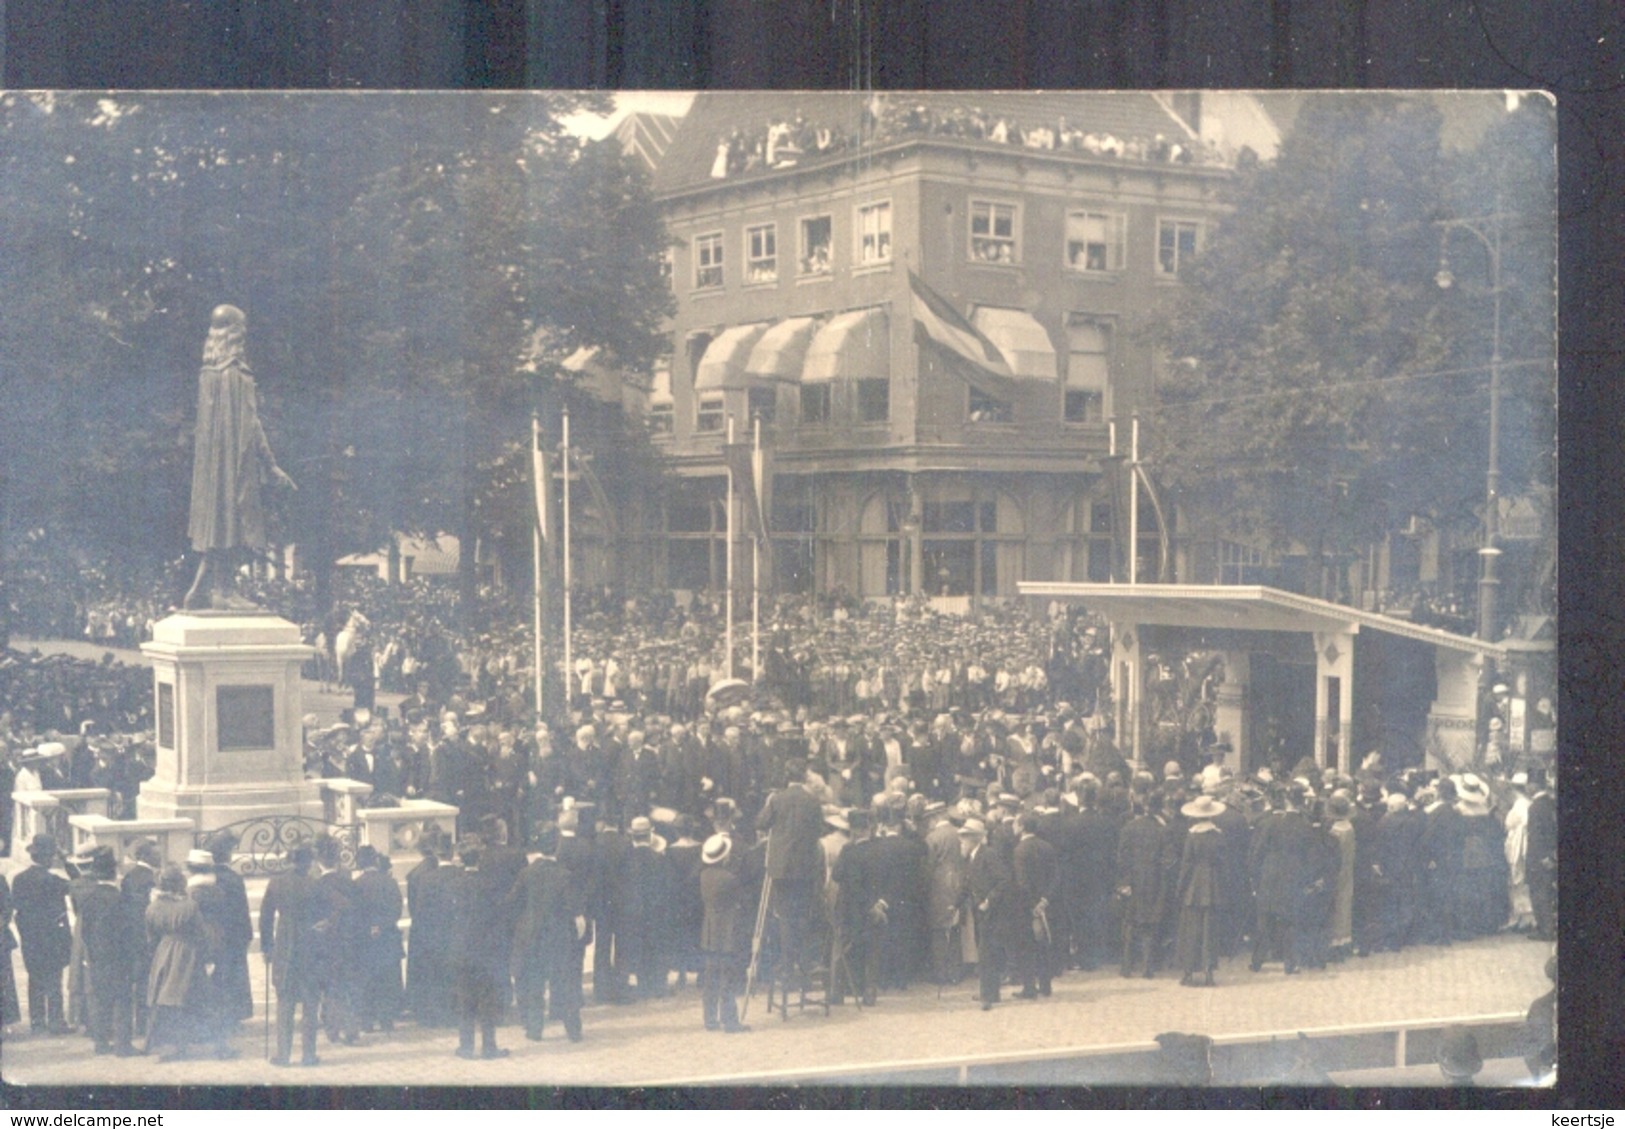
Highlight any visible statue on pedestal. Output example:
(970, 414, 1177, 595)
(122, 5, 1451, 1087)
(182, 304, 296, 610)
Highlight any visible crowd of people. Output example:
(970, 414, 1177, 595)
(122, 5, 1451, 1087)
(2, 551, 1556, 1079)
(708, 97, 1239, 182)
(1, 738, 1557, 1075)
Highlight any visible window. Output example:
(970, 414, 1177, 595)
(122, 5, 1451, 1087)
(694, 232, 724, 289)
(696, 394, 724, 432)
(649, 402, 674, 434)
(748, 386, 777, 425)
(856, 201, 892, 265)
(1157, 219, 1201, 276)
(799, 215, 832, 275)
(1065, 320, 1111, 423)
(745, 223, 777, 283)
(968, 386, 1012, 423)
(857, 378, 889, 423)
(1064, 211, 1125, 273)
(800, 384, 831, 424)
(969, 200, 1018, 264)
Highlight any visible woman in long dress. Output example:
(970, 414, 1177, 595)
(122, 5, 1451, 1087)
(1326, 793, 1358, 961)
(1502, 774, 1537, 931)
(144, 866, 209, 1061)
(1174, 795, 1225, 986)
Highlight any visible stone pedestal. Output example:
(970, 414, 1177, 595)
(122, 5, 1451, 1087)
(136, 611, 321, 833)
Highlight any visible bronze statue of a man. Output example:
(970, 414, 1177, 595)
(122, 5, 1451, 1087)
(182, 304, 295, 610)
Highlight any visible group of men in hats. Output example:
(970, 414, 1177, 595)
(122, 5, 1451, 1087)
(2, 829, 253, 1059)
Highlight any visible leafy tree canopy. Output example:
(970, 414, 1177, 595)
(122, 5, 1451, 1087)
(1151, 93, 1555, 595)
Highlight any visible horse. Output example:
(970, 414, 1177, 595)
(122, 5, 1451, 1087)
(333, 610, 370, 688)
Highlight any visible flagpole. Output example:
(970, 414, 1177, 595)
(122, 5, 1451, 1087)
(531, 411, 544, 720)
(1108, 419, 1118, 583)
(725, 414, 735, 680)
(1129, 415, 1140, 586)
(562, 409, 573, 707)
(751, 414, 761, 686)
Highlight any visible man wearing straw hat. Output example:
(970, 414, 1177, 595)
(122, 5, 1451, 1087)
(699, 830, 752, 1032)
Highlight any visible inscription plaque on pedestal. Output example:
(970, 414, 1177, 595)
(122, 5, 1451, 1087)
(217, 685, 276, 750)
(157, 682, 175, 749)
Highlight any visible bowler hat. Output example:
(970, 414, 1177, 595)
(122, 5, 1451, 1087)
(1437, 1026, 1483, 1080)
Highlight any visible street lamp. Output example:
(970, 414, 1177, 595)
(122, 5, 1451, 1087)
(1435, 206, 1506, 647)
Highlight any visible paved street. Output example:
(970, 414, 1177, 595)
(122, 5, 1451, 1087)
(2, 932, 1550, 1088)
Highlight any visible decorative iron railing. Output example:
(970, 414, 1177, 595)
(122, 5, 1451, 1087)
(196, 814, 361, 877)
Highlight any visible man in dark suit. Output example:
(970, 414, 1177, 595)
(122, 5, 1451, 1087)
(1525, 767, 1556, 941)
(119, 838, 162, 1040)
(447, 835, 511, 1059)
(553, 805, 599, 1016)
(618, 816, 673, 1000)
(1117, 792, 1176, 978)
(1418, 778, 1466, 944)
(352, 846, 404, 1033)
(74, 846, 140, 1055)
(756, 762, 826, 988)
(612, 730, 662, 823)
(1071, 777, 1118, 971)
(311, 834, 361, 1045)
(1371, 789, 1424, 952)
(699, 829, 755, 1031)
(959, 818, 1012, 1010)
(206, 832, 254, 1027)
(260, 843, 322, 1066)
(871, 800, 927, 992)
(1011, 812, 1059, 998)
(13, 834, 72, 1034)
(1249, 786, 1321, 973)
(830, 808, 883, 1006)
(511, 824, 585, 1041)
(405, 832, 459, 1027)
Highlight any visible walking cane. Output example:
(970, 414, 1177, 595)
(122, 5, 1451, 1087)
(741, 872, 772, 1022)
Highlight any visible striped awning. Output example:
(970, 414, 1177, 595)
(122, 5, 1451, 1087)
(694, 323, 770, 392)
(744, 316, 820, 383)
(971, 307, 1057, 380)
(802, 307, 889, 384)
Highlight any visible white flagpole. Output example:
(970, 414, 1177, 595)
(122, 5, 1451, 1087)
(751, 414, 761, 685)
(562, 409, 573, 706)
(531, 412, 544, 720)
(1108, 418, 1118, 583)
(1129, 415, 1140, 586)
(725, 414, 735, 680)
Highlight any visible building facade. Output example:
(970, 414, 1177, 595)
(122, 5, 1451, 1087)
(633, 91, 1278, 607)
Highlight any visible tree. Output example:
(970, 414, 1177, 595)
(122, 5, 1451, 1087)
(0, 92, 675, 624)
(331, 96, 674, 620)
(1150, 93, 1555, 608)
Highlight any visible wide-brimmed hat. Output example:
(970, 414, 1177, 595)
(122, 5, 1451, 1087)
(629, 816, 653, 840)
(1455, 773, 1493, 817)
(701, 833, 731, 866)
(185, 848, 215, 870)
(1180, 795, 1227, 821)
(957, 817, 987, 837)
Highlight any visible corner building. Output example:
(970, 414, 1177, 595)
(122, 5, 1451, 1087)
(642, 91, 1278, 606)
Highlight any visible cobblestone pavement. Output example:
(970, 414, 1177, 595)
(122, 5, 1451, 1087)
(2, 933, 1551, 1088)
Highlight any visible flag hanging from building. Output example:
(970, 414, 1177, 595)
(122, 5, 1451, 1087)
(724, 441, 768, 543)
(575, 451, 621, 535)
(908, 269, 1014, 379)
(531, 418, 551, 542)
